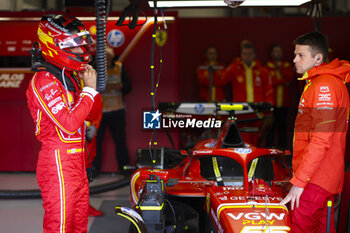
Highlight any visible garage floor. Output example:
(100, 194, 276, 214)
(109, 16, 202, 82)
(0, 172, 131, 233)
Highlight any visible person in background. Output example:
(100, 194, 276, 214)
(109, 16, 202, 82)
(280, 32, 350, 233)
(26, 14, 101, 232)
(223, 40, 273, 146)
(224, 40, 273, 103)
(264, 44, 294, 149)
(93, 47, 132, 175)
(85, 85, 104, 217)
(196, 46, 226, 102)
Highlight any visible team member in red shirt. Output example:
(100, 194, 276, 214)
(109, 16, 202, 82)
(26, 14, 101, 232)
(196, 46, 226, 102)
(85, 94, 104, 217)
(281, 32, 350, 233)
(223, 41, 273, 103)
(223, 41, 273, 146)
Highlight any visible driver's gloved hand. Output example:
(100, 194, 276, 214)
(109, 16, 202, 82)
(86, 125, 97, 142)
(86, 167, 95, 182)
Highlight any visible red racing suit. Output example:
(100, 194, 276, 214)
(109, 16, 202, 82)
(26, 70, 101, 233)
(291, 59, 350, 194)
(196, 62, 226, 102)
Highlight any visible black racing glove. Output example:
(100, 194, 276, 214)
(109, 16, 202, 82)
(86, 125, 97, 143)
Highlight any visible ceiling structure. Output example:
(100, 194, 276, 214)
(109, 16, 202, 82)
(147, 0, 313, 8)
(0, 0, 349, 17)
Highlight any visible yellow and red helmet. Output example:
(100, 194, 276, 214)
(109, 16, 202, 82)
(37, 14, 94, 71)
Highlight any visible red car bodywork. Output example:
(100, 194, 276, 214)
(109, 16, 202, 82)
(130, 112, 292, 233)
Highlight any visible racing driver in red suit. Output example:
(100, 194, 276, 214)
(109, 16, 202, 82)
(26, 14, 101, 233)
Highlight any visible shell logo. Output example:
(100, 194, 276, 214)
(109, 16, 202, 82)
(89, 25, 96, 36)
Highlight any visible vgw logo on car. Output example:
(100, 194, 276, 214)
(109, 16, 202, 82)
(143, 110, 162, 129)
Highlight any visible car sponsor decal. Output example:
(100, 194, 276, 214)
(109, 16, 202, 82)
(228, 212, 285, 221)
(240, 226, 290, 232)
(222, 186, 245, 191)
(193, 150, 213, 155)
(269, 149, 279, 154)
(217, 202, 288, 221)
(210, 208, 224, 233)
(218, 195, 283, 202)
(234, 148, 252, 154)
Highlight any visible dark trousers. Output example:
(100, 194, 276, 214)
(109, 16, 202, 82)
(94, 109, 130, 172)
(266, 107, 289, 148)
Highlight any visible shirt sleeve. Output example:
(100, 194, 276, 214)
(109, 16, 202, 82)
(86, 93, 103, 125)
(30, 72, 95, 134)
(197, 66, 210, 86)
(261, 67, 274, 104)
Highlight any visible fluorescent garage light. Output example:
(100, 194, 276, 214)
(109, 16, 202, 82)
(241, 0, 312, 6)
(148, 0, 311, 8)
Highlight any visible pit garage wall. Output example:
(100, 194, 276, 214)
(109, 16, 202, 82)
(0, 13, 179, 172)
(2, 15, 350, 170)
(178, 16, 350, 102)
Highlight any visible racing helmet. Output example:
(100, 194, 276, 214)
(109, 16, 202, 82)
(37, 14, 94, 71)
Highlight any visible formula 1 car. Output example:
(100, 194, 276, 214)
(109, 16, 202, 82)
(117, 103, 293, 233)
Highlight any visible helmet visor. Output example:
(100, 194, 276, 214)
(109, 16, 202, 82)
(58, 31, 94, 49)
